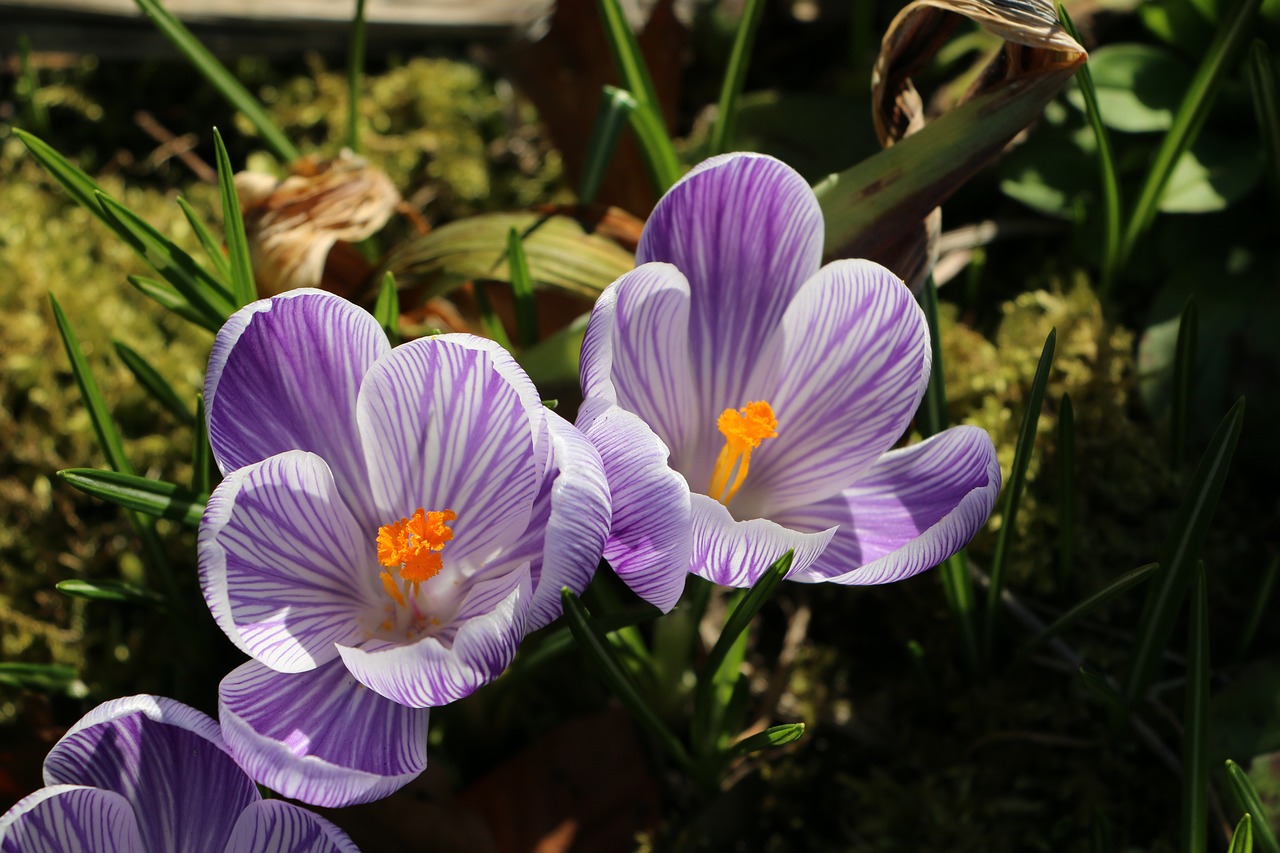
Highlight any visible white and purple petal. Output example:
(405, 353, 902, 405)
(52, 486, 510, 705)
(741, 259, 931, 516)
(577, 399, 691, 612)
(779, 425, 1001, 585)
(336, 571, 531, 708)
(205, 290, 389, 526)
(218, 659, 428, 808)
(199, 451, 382, 673)
(508, 411, 612, 632)
(637, 153, 823, 416)
(357, 334, 543, 568)
(689, 494, 836, 588)
(43, 695, 256, 853)
(0, 786, 143, 853)
(224, 801, 358, 853)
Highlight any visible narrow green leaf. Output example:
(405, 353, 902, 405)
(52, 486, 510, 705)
(472, 283, 513, 352)
(347, 0, 368, 153)
(56, 578, 164, 607)
(709, 0, 767, 156)
(1238, 556, 1279, 656)
(131, 0, 299, 163)
(506, 227, 538, 349)
(702, 552, 793, 692)
(917, 276, 980, 673)
(732, 722, 805, 757)
(1248, 40, 1280, 202)
(1227, 760, 1280, 853)
(58, 469, 207, 527)
(213, 128, 256, 308)
(1058, 3, 1123, 294)
(579, 88, 633, 206)
(176, 196, 231, 281)
(113, 341, 195, 426)
(1079, 662, 1126, 714)
(95, 192, 235, 322)
(600, 86, 682, 195)
(0, 662, 78, 692)
(1021, 563, 1160, 657)
(1057, 392, 1076, 588)
(16, 34, 50, 137)
(560, 589, 693, 770)
(1172, 300, 1198, 471)
(1182, 564, 1210, 853)
(374, 271, 400, 346)
(51, 298, 134, 475)
(14, 128, 110, 221)
(1119, 0, 1264, 266)
(1124, 398, 1245, 705)
(1230, 814, 1255, 853)
(126, 275, 221, 332)
(192, 395, 214, 495)
(596, 0, 663, 116)
(984, 328, 1057, 658)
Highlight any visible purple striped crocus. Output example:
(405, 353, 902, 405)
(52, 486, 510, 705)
(198, 290, 611, 807)
(577, 152, 1001, 610)
(0, 695, 358, 853)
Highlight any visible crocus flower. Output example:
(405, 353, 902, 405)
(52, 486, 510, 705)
(577, 152, 1001, 610)
(0, 695, 358, 853)
(199, 290, 611, 807)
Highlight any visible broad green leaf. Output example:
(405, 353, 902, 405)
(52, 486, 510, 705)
(58, 469, 207, 527)
(516, 313, 589, 391)
(1159, 135, 1264, 213)
(732, 723, 805, 757)
(113, 341, 196, 426)
(57, 578, 164, 607)
(1065, 44, 1192, 132)
(213, 128, 257, 308)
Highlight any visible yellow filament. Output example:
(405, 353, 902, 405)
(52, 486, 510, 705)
(707, 401, 778, 505)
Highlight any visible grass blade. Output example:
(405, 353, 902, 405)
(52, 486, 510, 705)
(1118, 0, 1264, 267)
(579, 88, 633, 206)
(596, 0, 662, 117)
(1021, 563, 1160, 657)
(57, 578, 164, 607)
(600, 85, 681, 195)
(347, 0, 368, 153)
(472, 283, 513, 352)
(0, 663, 78, 692)
(1079, 662, 1126, 714)
(1057, 392, 1076, 588)
(1057, 3, 1122, 294)
(1238, 556, 1279, 656)
(14, 128, 109, 220)
(1124, 398, 1245, 706)
(126, 275, 221, 332)
(561, 589, 693, 770)
(16, 35, 50, 137)
(192, 395, 214, 495)
(213, 127, 256, 308)
(507, 227, 538, 349)
(1230, 814, 1254, 853)
(113, 341, 195, 426)
(709, 0, 766, 156)
(176, 196, 231, 281)
(1182, 564, 1210, 853)
(984, 328, 1057, 659)
(732, 723, 805, 757)
(58, 469, 207, 527)
(1172, 300, 1198, 472)
(374, 271, 400, 346)
(131, 0, 299, 163)
(1248, 40, 1280, 202)
(1227, 760, 1280, 853)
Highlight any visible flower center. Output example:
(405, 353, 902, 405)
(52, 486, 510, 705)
(375, 508, 457, 608)
(707, 401, 778, 506)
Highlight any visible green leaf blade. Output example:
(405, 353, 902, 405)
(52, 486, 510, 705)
(213, 127, 257, 308)
(58, 468, 207, 528)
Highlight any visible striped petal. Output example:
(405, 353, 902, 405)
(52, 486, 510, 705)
(637, 153, 822, 422)
(779, 426, 1002, 585)
(43, 696, 256, 853)
(218, 659, 428, 808)
(337, 570, 531, 708)
(199, 451, 381, 673)
(357, 334, 543, 569)
(506, 411, 612, 632)
(225, 801, 358, 853)
(739, 259, 931, 517)
(577, 399, 691, 612)
(0, 786, 142, 853)
(689, 493, 835, 588)
(579, 263, 700, 470)
(205, 290, 389, 527)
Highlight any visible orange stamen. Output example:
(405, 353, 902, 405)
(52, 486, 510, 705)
(375, 508, 457, 604)
(707, 401, 778, 505)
